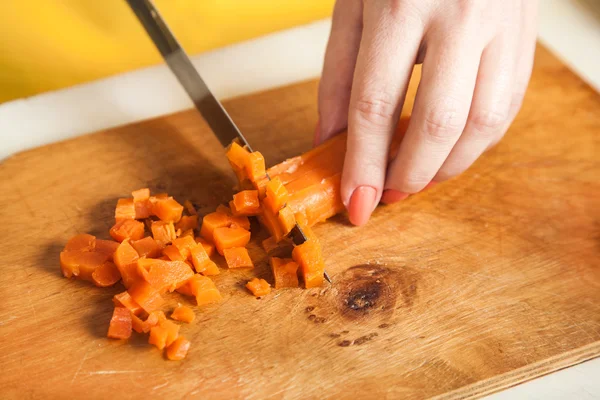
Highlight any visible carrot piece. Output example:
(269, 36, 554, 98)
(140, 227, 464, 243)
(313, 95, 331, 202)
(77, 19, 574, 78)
(128, 280, 164, 313)
(195, 237, 215, 257)
(60, 248, 110, 281)
(166, 336, 191, 361)
(278, 205, 296, 236)
(137, 258, 194, 293)
(148, 326, 169, 350)
(286, 174, 343, 227)
(132, 188, 152, 219)
(95, 239, 119, 260)
(258, 205, 285, 242)
(133, 310, 166, 334)
(262, 236, 278, 253)
(64, 233, 96, 252)
(162, 319, 181, 347)
(263, 177, 288, 214)
(179, 229, 195, 239)
(131, 313, 146, 334)
(162, 245, 185, 261)
(292, 240, 325, 288)
(171, 304, 195, 323)
(152, 197, 184, 223)
(92, 261, 121, 287)
(107, 307, 132, 340)
(270, 257, 299, 289)
(131, 236, 162, 258)
(213, 226, 251, 256)
(132, 188, 150, 201)
(175, 215, 198, 233)
(245, 278, 271, 297)
(200, 212, 231, 242)
(147, 310, 166, 326)
(226, 142, 250, 183)
(110, 219, 145, 242)
(223, 247, 254, 269)
(113, 291, 143, 316)
(151, 220, 176, 246)
(179, 275, 222, 306)
(216, 204, 251, 230)
(190, 244, 219, 275)
(183, 200, 197, 216)
(115, 198, 136, 221)
(172, 236, 197, 260)
(246, 152, 266, 182)
(230, 190, 261, 216)
(113, 240, 140, 288)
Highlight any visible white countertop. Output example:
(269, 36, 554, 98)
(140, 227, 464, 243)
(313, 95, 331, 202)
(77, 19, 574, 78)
(1, 1, 599, 397)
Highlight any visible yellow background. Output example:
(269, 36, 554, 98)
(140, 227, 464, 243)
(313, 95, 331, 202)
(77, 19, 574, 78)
(0, 0, 335, 104)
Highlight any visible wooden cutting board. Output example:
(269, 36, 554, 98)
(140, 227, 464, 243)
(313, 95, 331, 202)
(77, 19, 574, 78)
(1, 45, 599, 400)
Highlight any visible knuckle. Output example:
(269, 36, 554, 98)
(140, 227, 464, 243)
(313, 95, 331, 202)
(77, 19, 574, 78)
(469, 108, 508, 133)
(421, 100, 465, 144)
(352, 94, 398, 130)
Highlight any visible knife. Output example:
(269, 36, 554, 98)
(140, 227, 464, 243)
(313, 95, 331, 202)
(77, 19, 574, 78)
(125, 0, 331, 283)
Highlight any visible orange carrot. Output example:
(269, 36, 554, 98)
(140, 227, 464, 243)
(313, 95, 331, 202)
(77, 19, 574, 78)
(213, 226, 251, 255)
(132, 188, 152, 219)
(230, 190, 261, 216)
(110, 219, 145, 242)
(178, 275, 222, 306)
(64, 233, 96, 252)
(133, 310, 166, 333)
(166, 336, 191, 361)
(162, 245, 185, 261)
(262, 236, 278, 253)
(223, 247, 254, 269)
(200, 211, 231, 242)
(258, 205, 285, 242)
(92, 261, 121, 287)
(171, 304, 195, 323)
(179, 229, 195, 239)
(95, 239, 119, 259)
(216, 204, 251, 230)
(60, 248, 111, 281)
(277, 205, 296, 236)
(128, 280, 164, 313)
(113, 240, 140, 288)
(137, 258, 194, 293)
(175, 215, 198, 233)
(189, 244, 219, 275)
(149, 319, 180, 350)
(113, 291, 143, 316)
(152, 197, 184, 223)
(107, 307, 132, 340)
(246, 152, 266, 182)
(115, 198, 136, 221)
(286, 174, 343, 227)
(246, 278, 271, 297)
(172, 236, 197, 260)
(270, 257, 299, 289)
(195, 237, 215, 257)
(151, 220, 176, 246)
(263, 177, 288, 214)
(292, 239, 325, 289)
(131, 236, 162, 258)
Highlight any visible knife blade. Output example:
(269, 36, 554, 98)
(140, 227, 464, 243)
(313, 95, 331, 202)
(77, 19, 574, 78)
(125, 0, 331, 283)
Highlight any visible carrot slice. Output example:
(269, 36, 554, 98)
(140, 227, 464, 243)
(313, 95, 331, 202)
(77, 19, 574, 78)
(175, 215, 198, 233)
(92, 261, 121, 287)
(151, 221, 176, 246)
(95, 239, 119, 260)
(152, 197, 184, 223)
(131, 236, 162, 258)
(172, 236, 197, 260)
(64, 233, 95, 252)
(213, 226, 251, 255)
(245, 278, 271, 297)
(200, 212, 231, 242)
(195, 237, 215, 257)
(171, 304, 195, 323)
(107, 307, 132, 340)
(183, 200, 197, 216)
(223, 247, 254, 269)
(270, 257, 299, 289)
(128, 280, 164, 313)
(166, 336, 191, 361)
(190, 244, 219, 275)
(263, 177, 288, 214)
(230, 190, 261, 216)
(113, 240, 140, 288)
(113, 291, 143, 316)
(137, 258, 194, 293)
(60, 248, 110, 281)
(115, 198, 136, 221)
(110, 219, 145, 242)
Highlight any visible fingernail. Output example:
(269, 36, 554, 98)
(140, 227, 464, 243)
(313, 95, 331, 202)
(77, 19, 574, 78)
(380, 189, 409, 205)
(348, 186, 377, 226)
(313, 120, 321, 147)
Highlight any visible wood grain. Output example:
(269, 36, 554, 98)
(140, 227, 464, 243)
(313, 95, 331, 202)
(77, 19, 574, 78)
(1, 45, 599, 400)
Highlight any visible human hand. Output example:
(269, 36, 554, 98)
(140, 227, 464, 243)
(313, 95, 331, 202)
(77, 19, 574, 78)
(316, 0, 538, 225)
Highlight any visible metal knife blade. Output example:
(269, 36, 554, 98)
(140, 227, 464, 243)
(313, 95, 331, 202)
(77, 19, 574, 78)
(125, 0, 331, 283)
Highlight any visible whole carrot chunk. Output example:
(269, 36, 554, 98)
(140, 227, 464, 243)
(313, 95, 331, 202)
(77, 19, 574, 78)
(152, 197, 184, 223)
(175, 215, 198, 233)
(92, 261, 121, 287)
(151, 221, 176, 246)
(230, 190, 261, 216)
(110, 219, 145, 242)
(113, 240, 140, 288)
(213, 226, 251, 256)
(223, 247, 254, 269)
(115, 198, 136, 221)
(246, 278, 271, 297)
(107, 307, 132, 340)
(166, 336, 191, 361)
(171, 304, 195, 323)
(113, 291, 142, 316)
(128, 280, 164, 313)
(270, 257, 299, 289)
(131, 236, 162, 258)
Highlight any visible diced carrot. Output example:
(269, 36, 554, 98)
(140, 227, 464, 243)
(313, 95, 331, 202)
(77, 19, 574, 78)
(263, 177, 288, 214)
(216, 204, 251, 230)
(132, 188, 152, 219)
(258, 205, 285, 242)
(60, 248, 110, 281)
(131, 313, 146, 334)
(148, 326, 169, 350)
(245, 278, 271, 297)
(134, 310, 166, 334)
(230, 190, 261, 216)
(162, 245, 185, 261)
(137, 258, 194, 293)
(226, 141, 250, 183)
(172, 236, 197, 260)
(163, 320, 181, 347)
(223, 247, 254, 269)
(183, 200, 197, 216)
(179, 275, 222, 306)
(200, 212, 231, 242)
(113, 291, 143, 316)
(292, 240, 325, 288)
(175, 215, 198, 233)
(213, 226, 251, 255)
(278, 205, 296, 236)
(128, 280, 164, 313)
(113, 240, 140, 288)
(115, 198, 136, 221)
(166, 336, 191, 361)
(131, 236, 162, 258)
(95, 239, 119, 260)
(110, 219, 145, 242)
(179, 229, 195, 239)
(92, 261, 121, 287)
(195, 237, 215, 257)
(107, 307, 132, 340)
(152, 197, 184, 223)
(151, 221, 176, 246)
(64, 233, 95, 252)
(132, 188, 150, 201)
(270, 257, 299, 289)
(147, 310, 166, 326)
(189, 244, 218, 275)
(246, 152, 266, 182)
(171, 304, 195, 323)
